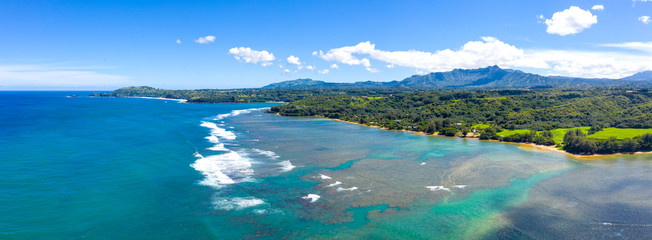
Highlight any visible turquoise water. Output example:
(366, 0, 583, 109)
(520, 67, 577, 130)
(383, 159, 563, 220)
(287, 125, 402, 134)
(1, 92, 650, 239)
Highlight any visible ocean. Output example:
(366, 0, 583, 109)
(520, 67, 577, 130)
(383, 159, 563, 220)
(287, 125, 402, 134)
(1, 91, 650, 239)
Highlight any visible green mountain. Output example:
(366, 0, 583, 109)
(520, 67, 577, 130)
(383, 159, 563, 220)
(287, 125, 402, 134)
(262, 66, 651, 89)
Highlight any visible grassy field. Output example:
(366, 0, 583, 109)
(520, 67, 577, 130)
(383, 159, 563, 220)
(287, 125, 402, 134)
(587, 128, 652, 139)
(471, 123, 491, 130)
(496, 127, 590, 144)
(550, 127, 589, 143)
(366, 96, 386, 100)
(497, 129, 532, 137)
(495, 127, 652, 144)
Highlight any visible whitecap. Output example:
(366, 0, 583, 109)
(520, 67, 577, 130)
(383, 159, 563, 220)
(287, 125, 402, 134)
(302, 194, 320, 203)
(190, 151, 254, 188)
(454, 185, 467, 189)
(278, 160, 296, 172)
(207, 143, 228, 151)
(214, 107, 270, 120)
(194, 152, 204, 158)
(201, 121, 236, 140)
(213, 197, 265, 210)
(336, 186, 358, 192)
(326, 181, 342, 187)
(318, 174, 332, 180)
(205, 135, 220, 144)
(420, 162, 427, 166)
(252, 148, 280, 160)
(426, 186, 451, 191)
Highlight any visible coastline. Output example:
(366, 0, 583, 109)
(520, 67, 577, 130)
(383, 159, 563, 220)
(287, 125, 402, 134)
(130, 96, 188, 103)
(304, 115, 652, 159)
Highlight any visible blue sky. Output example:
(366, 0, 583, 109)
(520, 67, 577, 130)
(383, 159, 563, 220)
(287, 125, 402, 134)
(1, 0, 651, 90)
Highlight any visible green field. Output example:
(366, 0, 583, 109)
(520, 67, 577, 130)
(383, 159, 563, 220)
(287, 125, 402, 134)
(471, 123, 491, 130)
(366, 96, 386, 100)
(497, 129, 532, 137)
(550, 127, 589, 143)
(588, 128, 652, 139)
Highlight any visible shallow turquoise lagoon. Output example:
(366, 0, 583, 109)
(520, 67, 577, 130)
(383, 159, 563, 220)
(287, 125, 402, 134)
(1, 92, 650, 239)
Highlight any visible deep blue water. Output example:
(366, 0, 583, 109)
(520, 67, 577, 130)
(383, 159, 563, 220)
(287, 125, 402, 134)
(1, 92, 650, 239)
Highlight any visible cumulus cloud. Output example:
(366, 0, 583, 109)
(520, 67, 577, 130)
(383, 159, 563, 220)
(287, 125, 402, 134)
(591, 5, 604, 10)
(317, 69, 329, 74)
(195, 35, 216, 44)
(283, 69, 290, 73)
(545, 6, 597, 36)
(228, 47, 276, 66)
(316, 38, 548, 73)
(315, 38, 652, 79)
(287, 55, 302, 65)
(639, 16, 651, 24)
(0, 64, 131, 89)
(176, 39, 181, 44)
(305, 65, 315, 71)
(330, 64, 339, 69)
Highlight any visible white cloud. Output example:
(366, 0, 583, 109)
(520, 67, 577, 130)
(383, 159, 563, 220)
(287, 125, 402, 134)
(228, 47, 276, 66)
(0, 64, 131, 89)
(330, 64, 339, 69)
(639, 16, 651, 24)
(545, 6, 597, 36)
(261, 62, 273, 67)
(176, 39, 181, 44)
(526, 49, 652, 79)
(306, 65, 315, 71)
(194, 35, 216, 44)
(591, 5, 604, 11)
(316, 38, 652, 79)
(287, 55, 302, 65)
(386, 64, 395, 68)
(316, 38, 548, 73)
(283, 69, 291, 73)
(600, 41, 652, 53)
(317, 69, 329, 74)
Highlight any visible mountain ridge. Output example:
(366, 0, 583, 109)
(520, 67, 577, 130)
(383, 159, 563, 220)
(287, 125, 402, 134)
(262, 66, 652, 89)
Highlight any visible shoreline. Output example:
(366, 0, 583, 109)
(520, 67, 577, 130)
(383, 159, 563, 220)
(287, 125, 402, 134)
(130, 96, 188, 103)
(122, 96, 286, 104)
(309, 116, 652, 159)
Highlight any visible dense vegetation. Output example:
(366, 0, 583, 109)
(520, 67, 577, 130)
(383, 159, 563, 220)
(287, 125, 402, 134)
(268, 88, 652, 155)
(92, 86, 407, 103)
(97, 86, 652, 155)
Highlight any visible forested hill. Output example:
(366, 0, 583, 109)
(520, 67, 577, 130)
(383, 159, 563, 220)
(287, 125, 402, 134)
(262, 66, 652, 89)
(269, 88, 652, 155)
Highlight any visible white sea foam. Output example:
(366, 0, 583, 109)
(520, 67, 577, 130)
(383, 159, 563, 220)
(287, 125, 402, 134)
(205, 135, 220, 144)
(420, 162, 427, 166)
(278, 160, 296, 172)
(326, 181, 342, 187)
(252, 148, 280, 160)
(194, 152, 204, 158)
(336, 186, 358, 192)
(318, 174, 332, 180)
(214, 107, 270, 120)
(302, 194, 321, 203)
(426, 186, 451, 191)
(207, 143, 228, 151)
(190, 151, 254, 188)
(454, 185, 467, 189)
(201, 121, 236, 140)
(213, 197, 265, 210)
